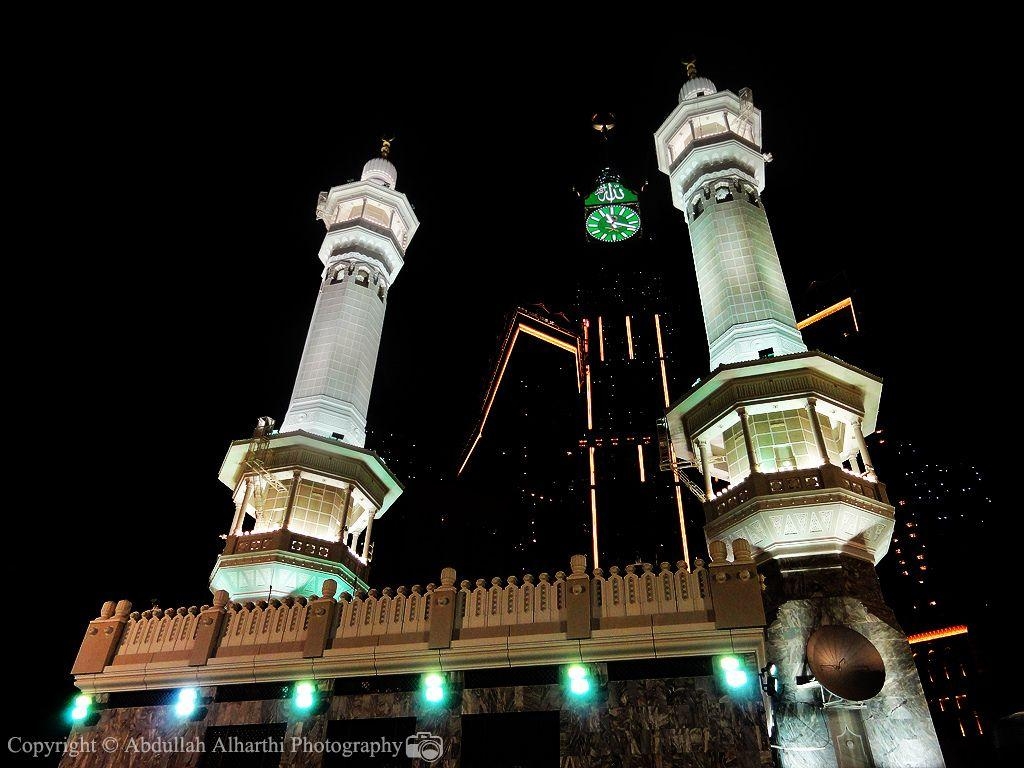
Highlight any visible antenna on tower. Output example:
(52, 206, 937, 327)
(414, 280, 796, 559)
(244, 417, 286, 522)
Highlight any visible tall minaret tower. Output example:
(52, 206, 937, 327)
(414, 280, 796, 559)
(281, 140, 416, 446)
(655, 61, 807, 370)
(656, 66, 945, 767)
(209, 142, 418, 602)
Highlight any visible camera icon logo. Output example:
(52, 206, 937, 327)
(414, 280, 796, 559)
(405, 731, 444, 763)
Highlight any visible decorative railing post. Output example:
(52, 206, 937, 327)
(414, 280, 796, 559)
(428, 567, 458, 649)
(707, 538, 766, 630)
(189, 590, 230, 666)
(72, 600, 132, 675)
(304, 579, 339, 658)
(565, 554, 592, 639)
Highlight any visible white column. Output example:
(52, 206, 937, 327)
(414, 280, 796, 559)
(737, 407, 760, 474)
(806, 398, 831, 466)
(361, 510, 375, 560)
(230, 478, 253, 536)
(339, 483, 355, 543)
(281, 470, 302, 531)
(697, 440, 714, 497)
(852, 418, 878, 481)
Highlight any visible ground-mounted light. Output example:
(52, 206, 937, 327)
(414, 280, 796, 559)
(422, 673, 446, 705)
(760, 663, 779, 697)
(69, 694, 92, 723)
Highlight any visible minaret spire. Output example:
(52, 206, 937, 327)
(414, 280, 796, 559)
(280, 143, 417, 444)
(655, 67, 805, 368)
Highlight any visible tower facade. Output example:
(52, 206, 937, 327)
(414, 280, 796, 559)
(656, 69, 945, 766)
(209, 146, 417, 602)
(654, 73, 806, 370)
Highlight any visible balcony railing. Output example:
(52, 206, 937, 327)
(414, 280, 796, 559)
(223, 529, 369, 581)
(705, 464, 888, 521)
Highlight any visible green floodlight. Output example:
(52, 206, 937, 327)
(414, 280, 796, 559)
(294, 681, 316, 710)
(69, 694, 92, 723)
(566, 665, 592, 697)
(718, 655, 750, 689)
(174, 688, 198, 718)
(423, 673, 446, 704)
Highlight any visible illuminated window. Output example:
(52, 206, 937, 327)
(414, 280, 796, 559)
(693, 112, 729, 140)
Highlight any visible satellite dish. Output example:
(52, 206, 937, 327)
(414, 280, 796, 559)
(806, 625, 886, 702)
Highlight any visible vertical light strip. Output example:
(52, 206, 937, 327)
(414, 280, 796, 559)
(674, 485, 690, 566)
(597, 316, 605, 361)
(583, 320, 593, 430)
(625, 315, 634, 359)
(585, 368, 593, 431)
(654, 313, 670, 407)
(637, 444, 646, 482)
(589, 446, 598, 569)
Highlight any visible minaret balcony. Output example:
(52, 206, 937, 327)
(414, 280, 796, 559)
(222, 528, 369, 583)
(703, 463, 894, 565)
(705, 463, 888, 523)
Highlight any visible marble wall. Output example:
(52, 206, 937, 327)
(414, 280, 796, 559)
(763, 555, 945, 768)
(60, 668, 771, 768)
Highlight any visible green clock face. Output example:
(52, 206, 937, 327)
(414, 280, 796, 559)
(586, 205, 641, 242)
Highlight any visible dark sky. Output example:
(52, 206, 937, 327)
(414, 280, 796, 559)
(9, 31, 1010, 761)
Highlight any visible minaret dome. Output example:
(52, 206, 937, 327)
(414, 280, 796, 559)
(679, 75, 717, 102)
(361, 157, 398, 188)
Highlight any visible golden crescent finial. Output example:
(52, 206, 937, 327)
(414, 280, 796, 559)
(380, 137, 395, 159)
(684, 58, 698, 79)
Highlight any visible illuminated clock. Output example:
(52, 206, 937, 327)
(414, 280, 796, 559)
(583, 177, 641, 243)
(585, 205, 641, 242)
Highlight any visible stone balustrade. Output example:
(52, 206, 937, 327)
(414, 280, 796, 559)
(705, 464, 889, 521)
(72, 546, 766, 691)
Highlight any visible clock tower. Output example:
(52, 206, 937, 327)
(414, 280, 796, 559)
(655, 65, 945, 766)
(584, 169, 642, 243)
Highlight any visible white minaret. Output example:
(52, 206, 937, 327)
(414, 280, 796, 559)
(209, 143, 415, 602)
(653, 64, 806, 370)
(656, 66, 944, 767)
(280, 141, 419, 446)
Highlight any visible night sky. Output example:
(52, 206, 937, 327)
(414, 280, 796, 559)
(10, 34, 1011, 761)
